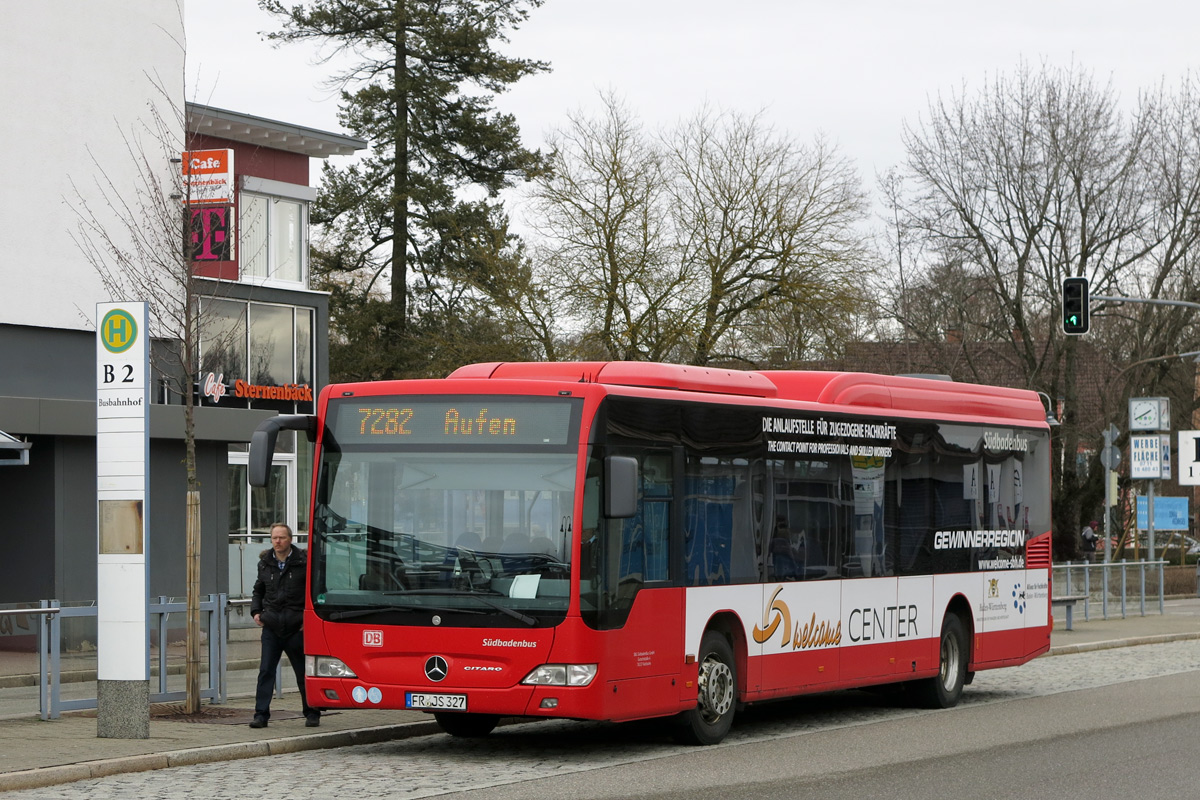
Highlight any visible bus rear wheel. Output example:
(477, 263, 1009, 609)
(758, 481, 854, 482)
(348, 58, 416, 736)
(912, 612, 967, 709)
(673, 631, 737, 745)
(434, 712, 500, 738)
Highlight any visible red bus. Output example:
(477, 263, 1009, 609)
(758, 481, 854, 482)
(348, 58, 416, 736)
(249, 362, 1052, 745)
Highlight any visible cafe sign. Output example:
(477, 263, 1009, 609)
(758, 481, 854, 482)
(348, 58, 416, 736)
(182, 149, 235, 205)
(200, 372, 313, 405)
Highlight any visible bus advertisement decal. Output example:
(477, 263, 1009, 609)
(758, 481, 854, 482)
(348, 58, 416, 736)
(752, 586, 842, 651)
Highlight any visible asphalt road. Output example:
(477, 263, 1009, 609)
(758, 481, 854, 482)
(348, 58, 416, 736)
(439, 670, 1200, 800)
(7, 639, 1200, 799)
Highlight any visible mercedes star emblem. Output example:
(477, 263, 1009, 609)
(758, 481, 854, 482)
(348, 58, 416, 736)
(424, 655, 449, 682)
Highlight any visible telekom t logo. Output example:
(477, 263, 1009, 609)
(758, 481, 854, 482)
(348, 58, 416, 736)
(188, 206, 230, 261)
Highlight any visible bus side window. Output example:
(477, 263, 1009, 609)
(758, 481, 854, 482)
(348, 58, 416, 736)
(685, 456, 755, 586)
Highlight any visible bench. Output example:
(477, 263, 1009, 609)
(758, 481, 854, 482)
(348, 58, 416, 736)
(1052, 595, 1088, 630)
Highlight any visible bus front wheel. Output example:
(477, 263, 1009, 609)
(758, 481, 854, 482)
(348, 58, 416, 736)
(673, 631, 737, 745)
(434, 712, 500, 738)
(912, 612, 967, 709)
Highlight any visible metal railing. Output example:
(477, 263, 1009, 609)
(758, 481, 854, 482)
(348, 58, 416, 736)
(0, 603, 60, 720)
(1052, 559, 1168, 625)
(8, 594, 229, 720)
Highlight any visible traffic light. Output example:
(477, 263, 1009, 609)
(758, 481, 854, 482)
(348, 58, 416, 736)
(1062, 276, 1089, 335)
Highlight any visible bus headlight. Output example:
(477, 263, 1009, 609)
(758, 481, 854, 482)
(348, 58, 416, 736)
(521, 664, 597, 687)
(305, 655, 357, 678)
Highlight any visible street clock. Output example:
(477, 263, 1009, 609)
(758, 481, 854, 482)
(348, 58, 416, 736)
(1130, 397, 1170, 431)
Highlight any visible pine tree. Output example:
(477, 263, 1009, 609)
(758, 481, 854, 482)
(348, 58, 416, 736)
(261, 0, 548, 376)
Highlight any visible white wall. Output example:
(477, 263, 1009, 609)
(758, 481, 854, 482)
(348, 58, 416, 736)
(0, 2, 185, 332)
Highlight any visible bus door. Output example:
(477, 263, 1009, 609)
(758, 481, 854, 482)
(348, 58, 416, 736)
(584, 449, 682, 720)
(975, 456, 1030, 664)
(763, 465, 847, 689)
(842, 458, 898, 681)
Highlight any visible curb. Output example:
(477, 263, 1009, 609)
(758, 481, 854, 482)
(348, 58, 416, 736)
(1046, 630, 1200, 656)
(0, 719, 443, 793)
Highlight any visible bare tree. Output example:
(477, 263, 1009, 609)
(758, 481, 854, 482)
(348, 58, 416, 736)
(71, 89, 233, 715)
(516, 95, 875, 366)
(525, 92, 686, 361)
(666, 109, 871, 366)
(889, 63, 1200, 555)
(1118, 73, 1200, 385)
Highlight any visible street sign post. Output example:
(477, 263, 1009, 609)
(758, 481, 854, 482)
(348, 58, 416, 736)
(1130, 435, 1162, 479)
(96, 302, 150, 739)
(1130, 433, 1164, 562)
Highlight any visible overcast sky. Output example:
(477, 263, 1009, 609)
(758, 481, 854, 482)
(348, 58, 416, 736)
(185, 1, 1200, 197)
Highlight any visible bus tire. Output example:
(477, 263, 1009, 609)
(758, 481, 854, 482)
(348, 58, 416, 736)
(434, 712, 500, 738)
(912, 612, 968, 709)
(673, 631, 737, 745)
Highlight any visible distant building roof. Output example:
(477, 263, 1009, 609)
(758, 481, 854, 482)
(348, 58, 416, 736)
(186, 102, 367, 159)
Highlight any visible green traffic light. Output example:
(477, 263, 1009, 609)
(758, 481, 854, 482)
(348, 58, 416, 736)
(1062, 277, 1089, 335)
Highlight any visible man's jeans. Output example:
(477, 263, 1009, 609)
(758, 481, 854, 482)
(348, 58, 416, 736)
(254, 625, 314, 720)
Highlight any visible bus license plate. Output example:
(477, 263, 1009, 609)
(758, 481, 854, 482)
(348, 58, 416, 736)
(406, 692, 467, 711)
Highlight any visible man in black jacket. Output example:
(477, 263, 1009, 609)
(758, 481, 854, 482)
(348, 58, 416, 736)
(249, 523, 318, 728)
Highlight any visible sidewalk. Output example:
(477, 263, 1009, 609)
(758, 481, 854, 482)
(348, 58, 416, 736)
(1043, 595, 1200, 653)
(0, 598, 1197, 793)
(0, 633, 437, 793)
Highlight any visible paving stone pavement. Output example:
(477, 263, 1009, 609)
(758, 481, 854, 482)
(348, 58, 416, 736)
(0, 597, 1196, 795)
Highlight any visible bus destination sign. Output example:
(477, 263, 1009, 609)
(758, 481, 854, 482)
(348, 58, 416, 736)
(329, 399, 575, 446)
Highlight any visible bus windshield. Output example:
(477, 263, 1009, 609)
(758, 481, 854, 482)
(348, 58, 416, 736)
(310, 448, 577, 624)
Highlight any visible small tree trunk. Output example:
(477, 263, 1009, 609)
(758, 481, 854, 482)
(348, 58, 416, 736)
(184, 489, 201, 714)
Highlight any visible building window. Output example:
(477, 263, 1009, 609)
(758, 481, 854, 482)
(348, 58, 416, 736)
(198, 299, 315, 410)
(249, 303, 295, 385)
(296, 307, 312, 385)
(239, 193, 305, 285)
(199, 298, 247, 382)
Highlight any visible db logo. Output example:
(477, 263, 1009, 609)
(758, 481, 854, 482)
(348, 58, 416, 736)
(363, 630, 384, 647)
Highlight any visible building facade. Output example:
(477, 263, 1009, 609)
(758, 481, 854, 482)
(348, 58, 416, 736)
(0, 5, 365, 616)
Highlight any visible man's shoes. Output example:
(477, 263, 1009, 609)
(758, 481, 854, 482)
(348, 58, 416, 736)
(249, 716, 268, 729)
(305, 713, 320, 728)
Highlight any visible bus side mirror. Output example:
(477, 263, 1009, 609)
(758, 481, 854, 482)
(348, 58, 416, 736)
(604, 456, 638, 519)
(249, 414, 317, 487)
